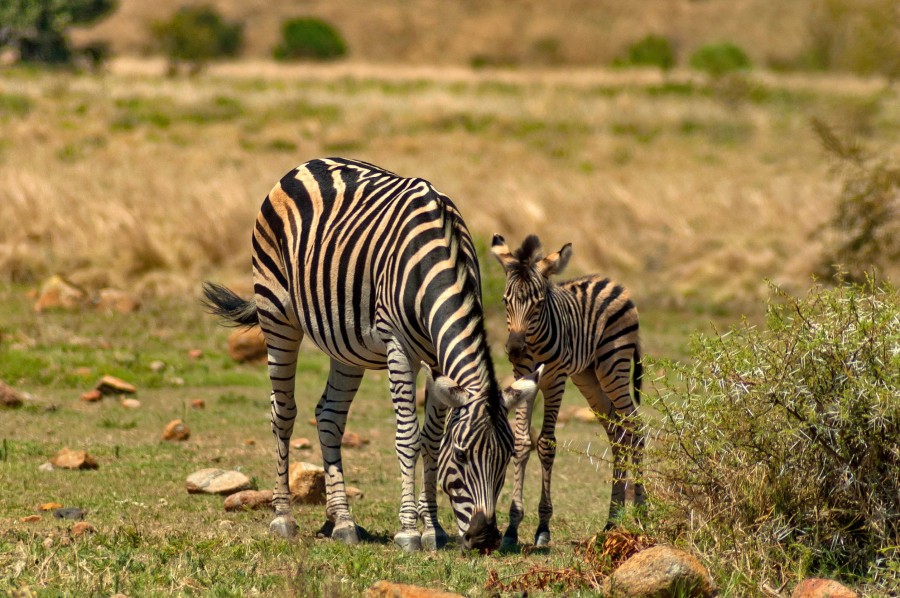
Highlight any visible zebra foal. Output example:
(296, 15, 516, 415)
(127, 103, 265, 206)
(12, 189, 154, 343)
(204, 158, 540, 552)
(491, 234, 645, 547)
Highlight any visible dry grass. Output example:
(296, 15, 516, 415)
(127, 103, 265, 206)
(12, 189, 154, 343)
(2, 62, 896, 313)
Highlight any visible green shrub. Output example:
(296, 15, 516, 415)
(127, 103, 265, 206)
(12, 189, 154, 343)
(646, 281, 900, 593)
(613, 34, 676, 71)
(151, 5, 243, 68)
(812, 118, 900, 283)
(689, 42, 751, 77)
(0, 0, 116, 64)
(273, 17, 347, 61)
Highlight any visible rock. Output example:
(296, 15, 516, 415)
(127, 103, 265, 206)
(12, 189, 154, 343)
(33, 275, 87, 312)
(50, 448, 99, 470)
(120, 398, 141, 409)
(416, 386, 426, 408)
(223, 489, 274, 511)
(227, 326, 267, 363)
(290, 437, 312, 450)
(288, 462, 326, 505)
(346, 486, 364, 500)
(342, 432, 370, 448)
(161, 419, 190, 441)
(71, 522, 95, 536)
(21, 515, 41, 523)
(95, 288, 141, 313)
(53, 507, 86, 520)
(365, 581, 465, 598)
(188, 349, 203, 360)
(608, 545, 714, 598)
(791, 578, 858, 598)
(190, 399, 205, 410)
(0, 380, 25, 408)
(149, 360, 166, 373)
(571, 406, 598, 423)
(80, 389, 103, 402)
(38, 462, 54, 472)
(243, 439, 256, 446)
(38, 502, 63, 511)
(96, 375, 136, 395)
(308, 418, 317, 426)
(186, 468, 252, 495)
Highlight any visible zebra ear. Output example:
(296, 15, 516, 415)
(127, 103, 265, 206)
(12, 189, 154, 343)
(491, 233, 517, 272)
(427, 370, 471, 409)
(502, 364, 543, 410)
(536, 243, 573, 278)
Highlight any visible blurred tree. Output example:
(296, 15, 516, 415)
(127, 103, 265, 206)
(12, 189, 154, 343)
(272, 17, 347, 61)
(612, 34, 676, 71)
(0, 0, 116, 63)
(151, 5, 243, 74)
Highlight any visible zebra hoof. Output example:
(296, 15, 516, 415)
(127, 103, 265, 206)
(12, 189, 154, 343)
(500, 530, 519, 550)
(534, 530, 551, 547)
(394, 530, 422, 552)
(332, 521, 360, 545)
(422, 527, 449, 550)
(269, 516, 298, 539)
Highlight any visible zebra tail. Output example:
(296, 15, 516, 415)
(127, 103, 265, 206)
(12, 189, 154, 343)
(633, 345, 643, 406)
(201, 282, 259, 327)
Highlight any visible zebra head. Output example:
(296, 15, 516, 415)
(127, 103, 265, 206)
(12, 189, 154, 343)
(490, 234, 573, 362)
(426, 365, 542, 552)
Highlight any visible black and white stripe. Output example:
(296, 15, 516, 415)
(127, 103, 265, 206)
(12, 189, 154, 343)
(203, 158, 540, 552)
(491, 234, 644, 547)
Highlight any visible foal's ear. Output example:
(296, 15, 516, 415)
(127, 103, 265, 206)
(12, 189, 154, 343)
(501, 364, 543, 410)
(425, 365, 471, 409)
(536, 243, 573, 278)
(491, 233, 517, 272)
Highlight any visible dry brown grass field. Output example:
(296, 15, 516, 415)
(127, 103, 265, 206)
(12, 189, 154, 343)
(1, 8, 899, 593)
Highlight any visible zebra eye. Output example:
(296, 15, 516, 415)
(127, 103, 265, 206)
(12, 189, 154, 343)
(453, 447, 468, 465)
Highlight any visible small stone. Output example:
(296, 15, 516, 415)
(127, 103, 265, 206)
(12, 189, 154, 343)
(162, 419, 190, 441)
(188, 349, 203, 360)
(290, 437, 312, 450)
(571, 406, 598, 423)
(608, 545, 714, 598)
(71, 521, 95, 536)
(80, 389, 103, 402)
(223, 489, 274, 511)
(95, 288, 141, 313)
(149, 360, 166, 373)
(308, 418, 317, 426)
(38, 462, 54, 472)
(346, 486, 364, 500)
(50, 448, 99, 470)
(186, 468, 252, 495)
(365, 581, 465, 598)
(288, 462, 326, 505)
(120, 398, 140, 409)
(96, 375, 137, 395)
(21, 515, 41, 523)
(38, 502, 63, 511)
(227, 326, 267, 363)
(342, 432, 370, 448)
(791, 578, 858, 598)
(53, 507, 86, 520)
(243, 438, 256, 446)
(0, 380, 25, 408)
(34, 275, 87, 312)
(190, 399, 205, 410)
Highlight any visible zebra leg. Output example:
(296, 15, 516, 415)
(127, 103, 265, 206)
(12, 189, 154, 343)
(502, 363, 537, 549)
(534, 375, 566, 547)
(571, 370, 625, 528)
(596, 356, 642, 525)
(418, 382, 449, 551)
(316, 359, 365, 544)
(386, 341, 423, 552)
(263, 320, 304, 539)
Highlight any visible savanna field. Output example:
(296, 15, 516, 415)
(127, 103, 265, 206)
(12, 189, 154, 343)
(1, 1, 899, 596)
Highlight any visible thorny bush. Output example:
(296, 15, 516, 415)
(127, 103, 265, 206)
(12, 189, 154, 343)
(646, 280, 899, 593)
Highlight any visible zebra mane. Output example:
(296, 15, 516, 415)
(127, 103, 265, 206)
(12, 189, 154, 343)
(510, 235, 543, 275)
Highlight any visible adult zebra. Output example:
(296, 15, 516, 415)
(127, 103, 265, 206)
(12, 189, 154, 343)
(203, 158, 541, 552)
(490, 234, 645, 547)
